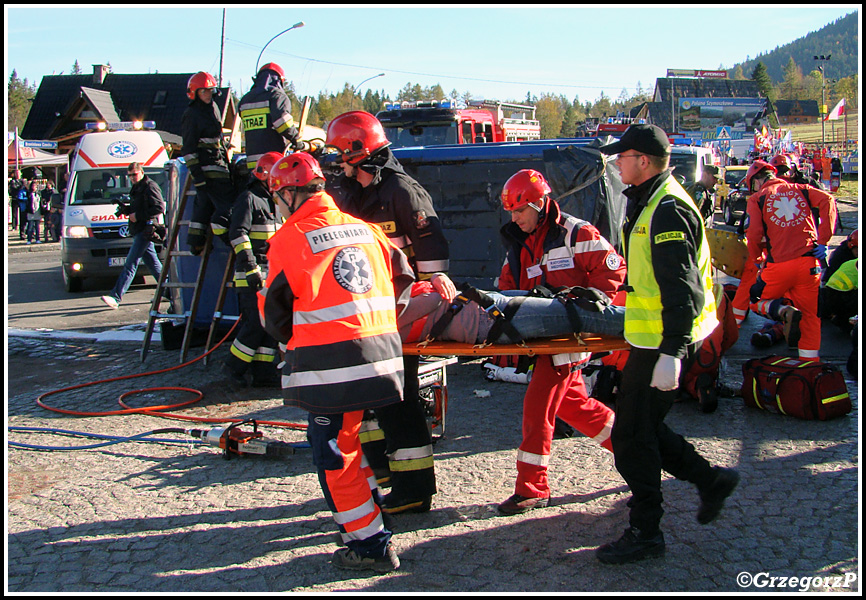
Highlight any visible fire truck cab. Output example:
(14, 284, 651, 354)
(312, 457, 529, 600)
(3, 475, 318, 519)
(377, 99, 541, 148)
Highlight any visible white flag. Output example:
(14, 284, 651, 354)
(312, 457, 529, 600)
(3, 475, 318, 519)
(825, 98, 846, 121)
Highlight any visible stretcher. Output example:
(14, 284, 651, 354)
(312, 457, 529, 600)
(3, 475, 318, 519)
(410, 335, 629, 440)
(403, 334, 629, 357)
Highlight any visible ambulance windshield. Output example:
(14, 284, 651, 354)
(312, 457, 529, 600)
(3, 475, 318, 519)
(69, 168, 168, 206)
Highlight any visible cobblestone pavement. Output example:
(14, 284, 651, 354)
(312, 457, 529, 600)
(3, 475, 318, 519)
(6, 198, 860, 593)
(6, 326, 859, 593)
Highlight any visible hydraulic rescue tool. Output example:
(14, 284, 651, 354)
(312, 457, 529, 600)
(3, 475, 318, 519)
(187, 419, 298, 460)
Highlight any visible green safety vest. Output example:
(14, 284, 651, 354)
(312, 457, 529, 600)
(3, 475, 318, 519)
(624, 176, 718, 349)
(826, 259, 858, 292)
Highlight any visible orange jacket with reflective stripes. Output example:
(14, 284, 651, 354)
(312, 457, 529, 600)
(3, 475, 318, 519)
(260, 191, 415, 414)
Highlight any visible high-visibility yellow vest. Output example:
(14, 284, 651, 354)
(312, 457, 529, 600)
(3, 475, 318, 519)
(826, 258, 858, 292)
(624, 176, 718, 349)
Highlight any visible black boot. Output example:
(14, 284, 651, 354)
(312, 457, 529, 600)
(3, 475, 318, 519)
(596, 527, 665, 564)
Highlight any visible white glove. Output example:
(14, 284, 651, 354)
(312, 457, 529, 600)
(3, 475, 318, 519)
(650, 354, 681, 391)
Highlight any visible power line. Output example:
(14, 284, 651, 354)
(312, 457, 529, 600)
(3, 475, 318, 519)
(224, 37, 638, 94)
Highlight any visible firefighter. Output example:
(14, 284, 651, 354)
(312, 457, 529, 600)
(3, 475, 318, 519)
(238, 62, 301, 171)
(494, 169, 625, 515)
(259, 152, 415, 573)
(181, 71, 235, 255)
(325, 110, 449, 514)
(223, 152, 283, 387)
(744, 159, 837, 359)
(597, 124, 738, 564)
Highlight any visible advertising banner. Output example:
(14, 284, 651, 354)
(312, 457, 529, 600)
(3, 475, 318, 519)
(678, 98, 767, 140)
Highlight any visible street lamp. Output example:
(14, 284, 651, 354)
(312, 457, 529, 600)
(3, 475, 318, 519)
(255, 22, 305, 75)
(351, 73, 385, 110)
(813, 54, 831, 150)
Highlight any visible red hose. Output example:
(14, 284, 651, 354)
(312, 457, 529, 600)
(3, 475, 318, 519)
(35, 321, 307, 431)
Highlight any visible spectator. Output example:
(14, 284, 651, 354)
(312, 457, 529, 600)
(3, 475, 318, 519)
(8, 169, 28, 239)
(24, 181, 42, 244)
(40, 180, 55, 242)
(100, 163, 166, 309)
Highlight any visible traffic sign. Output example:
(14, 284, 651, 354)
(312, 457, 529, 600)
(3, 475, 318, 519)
(21, 140, 58, 149)
(715, 127, 732, 141)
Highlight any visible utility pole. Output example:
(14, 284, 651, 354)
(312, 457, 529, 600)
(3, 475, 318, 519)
(218, 9, 226, 88)
(813, 54, 831, 151)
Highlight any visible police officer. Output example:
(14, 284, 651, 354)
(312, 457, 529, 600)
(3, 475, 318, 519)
(238, 63, 301, 171)
(181, 71, 234, 255)
(223, 152, 283, 387)
(325, 110, 449, 514)
(597, 124, 739, 565)
(686, 164, 720, 227)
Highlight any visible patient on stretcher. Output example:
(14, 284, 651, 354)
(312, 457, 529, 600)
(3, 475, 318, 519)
(398, 274, 625, 346)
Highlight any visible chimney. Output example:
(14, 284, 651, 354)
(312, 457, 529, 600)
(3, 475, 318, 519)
(93, 64, 109, 85)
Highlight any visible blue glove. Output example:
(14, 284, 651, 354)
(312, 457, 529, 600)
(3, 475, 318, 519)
(812, 245, 827, 261)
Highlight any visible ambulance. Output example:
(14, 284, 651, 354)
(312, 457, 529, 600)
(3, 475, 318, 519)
(61, 121, 170, 292)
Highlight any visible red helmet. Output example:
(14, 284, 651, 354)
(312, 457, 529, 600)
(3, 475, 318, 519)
(769, 154, 792, 173)
(501, 169, 551, 211)
(326, 111, 390, 165)
(253, 152, 285, 189)
(269, 153, 325, 193)
(258, 62, 285, 83)
(187, 71, 218, 100)
(846, 229, 858, 251)
(743, 160, 776, 193)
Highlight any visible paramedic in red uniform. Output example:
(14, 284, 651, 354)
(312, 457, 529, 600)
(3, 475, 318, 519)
(325, 110, 450, 515)
(495, 169, 626, 515)
(744, 160, 837, 359)
(259, 152, 415, 573)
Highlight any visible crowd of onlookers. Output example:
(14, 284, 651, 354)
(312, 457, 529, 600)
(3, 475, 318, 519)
(7, 169, 64, 244)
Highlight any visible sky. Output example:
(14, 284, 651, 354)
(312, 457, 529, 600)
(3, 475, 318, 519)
(5, 5, 860, 108)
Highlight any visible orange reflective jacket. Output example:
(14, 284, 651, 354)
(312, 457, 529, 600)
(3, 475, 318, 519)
(261, 191, 415, 414)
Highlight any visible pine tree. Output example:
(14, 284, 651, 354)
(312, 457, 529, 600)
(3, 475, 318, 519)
(751, 63, 778, 128)
(8, 70, 36, 132)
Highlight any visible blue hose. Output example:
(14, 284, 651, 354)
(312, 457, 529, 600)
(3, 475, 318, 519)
(8, 426, 204, 451)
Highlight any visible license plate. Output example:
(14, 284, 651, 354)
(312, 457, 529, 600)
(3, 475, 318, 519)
(108, 257, 126, 267)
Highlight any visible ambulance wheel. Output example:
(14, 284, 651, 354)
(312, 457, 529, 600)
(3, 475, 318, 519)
(63, 267, 83, 293)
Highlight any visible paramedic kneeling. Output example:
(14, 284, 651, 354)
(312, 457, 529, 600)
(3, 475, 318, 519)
(597, 124, 739, 565)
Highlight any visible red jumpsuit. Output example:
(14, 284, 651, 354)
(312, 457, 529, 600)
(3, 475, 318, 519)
(499, 200, 627, 499)
(745, 178, 836, 359)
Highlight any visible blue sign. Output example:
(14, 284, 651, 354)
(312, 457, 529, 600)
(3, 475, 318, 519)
(22, 140, 58, 149)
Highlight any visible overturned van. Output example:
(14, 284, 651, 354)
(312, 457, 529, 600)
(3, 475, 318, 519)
(61, 123, 170, 292)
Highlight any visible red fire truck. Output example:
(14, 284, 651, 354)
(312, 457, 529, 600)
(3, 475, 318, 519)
(376, 99, 541, 148)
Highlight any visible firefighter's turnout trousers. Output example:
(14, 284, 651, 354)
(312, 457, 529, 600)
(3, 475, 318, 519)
(360, 355, 436, 498)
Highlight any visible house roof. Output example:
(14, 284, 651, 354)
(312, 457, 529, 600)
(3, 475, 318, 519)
(22, 71, 234, 150)
(653, 78, 761, 103)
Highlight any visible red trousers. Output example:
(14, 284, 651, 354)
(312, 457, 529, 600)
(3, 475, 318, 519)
(515, 356, 615, 498)
(750, 256, 822, 359)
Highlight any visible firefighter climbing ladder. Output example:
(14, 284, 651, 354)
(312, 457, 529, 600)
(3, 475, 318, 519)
(140, 178, 238, 363)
